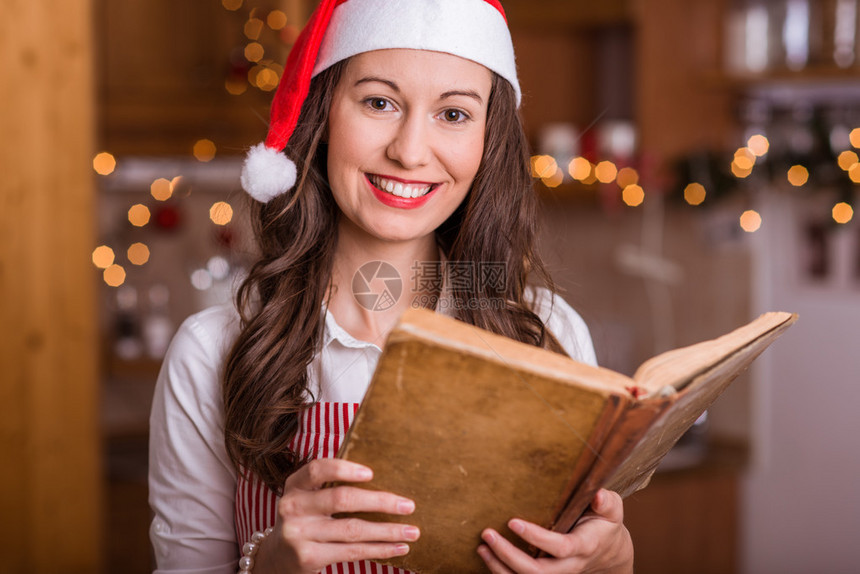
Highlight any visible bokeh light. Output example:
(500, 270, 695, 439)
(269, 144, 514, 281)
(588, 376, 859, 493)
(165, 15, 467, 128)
(245, 42, 264, 63)
(128, 204, 151, 227)
(622, 184, 645, 207)
(127, 242, 151, 266)
(193, 139, 217, 162)
(747, 134, 770, 157)
(210, 201, 234, 225)
(787, 165, 809, 186)
(740, 210, 762, 233)
(616, 167, 639, 188)
(684, 183, 707, 206)
(92, 245, 115, 269)
(93, 152, 117, 176)
(542, 168, 564, 188)
(244, 18, 264, 40)
(832, 202, 854, 224)
(151, 178, 173, 201)
(531, 155, 558, 179)
(568, 157, 592, 181)
(733, 147, 756, 170)
(595, 161, 618, 184)
(222, 0, 242, 10)
(104, 264, 127, 287)
(267, 10, 287, 30)
(848, 163, 860, 184)
(226, 77, 247, 96)
(837, 150, 858, 171)
(851, 127, 860, 148)
(732, 162, 753, 178)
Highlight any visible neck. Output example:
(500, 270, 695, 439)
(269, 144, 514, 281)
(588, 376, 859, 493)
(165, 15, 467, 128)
(328, 220, 442, 345)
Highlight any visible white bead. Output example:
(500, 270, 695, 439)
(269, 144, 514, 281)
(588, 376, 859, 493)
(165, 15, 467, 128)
(251, 531, 266, 543)
(238, 555, 254, 571)
(242, 542, 257, 556)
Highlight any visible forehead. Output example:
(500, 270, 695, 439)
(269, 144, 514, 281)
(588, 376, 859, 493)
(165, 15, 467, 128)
(341, 49, 493, 96)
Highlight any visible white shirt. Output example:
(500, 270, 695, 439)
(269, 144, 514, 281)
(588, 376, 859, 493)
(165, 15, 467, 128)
(148, 287, 596, 573)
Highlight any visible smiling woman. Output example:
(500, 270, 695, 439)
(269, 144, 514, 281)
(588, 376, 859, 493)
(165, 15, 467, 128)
(147, 1, 633, 573)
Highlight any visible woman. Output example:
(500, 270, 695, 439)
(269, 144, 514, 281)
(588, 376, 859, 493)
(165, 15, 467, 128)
(149, 1, 634, 573)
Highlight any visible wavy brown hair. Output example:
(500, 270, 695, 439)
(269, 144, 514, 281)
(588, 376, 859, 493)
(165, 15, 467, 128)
(224, 59, 567, 494)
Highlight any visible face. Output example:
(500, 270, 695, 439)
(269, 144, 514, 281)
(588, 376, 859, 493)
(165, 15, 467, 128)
(326, 49, 493, 246)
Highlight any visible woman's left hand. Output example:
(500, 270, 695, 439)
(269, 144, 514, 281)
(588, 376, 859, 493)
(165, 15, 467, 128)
(476, 489, 633, 574)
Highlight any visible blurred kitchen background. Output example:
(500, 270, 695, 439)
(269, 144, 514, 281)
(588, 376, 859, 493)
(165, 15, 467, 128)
(2, 0, 859, 573)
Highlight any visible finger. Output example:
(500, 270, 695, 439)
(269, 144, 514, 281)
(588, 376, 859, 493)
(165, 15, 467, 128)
(507, 518, 579, 559)
(312, 541, 412, 565)
(476, 544, 515, 574)
(312, 485, 416, 516)
(317, 518, 420, 544)
(589, 489, 624, 523)
(480, 528, 540, 573)
(285, 458, 374, 491)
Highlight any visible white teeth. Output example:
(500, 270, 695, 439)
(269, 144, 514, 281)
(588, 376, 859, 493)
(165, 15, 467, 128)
(371, 175, 432, 199)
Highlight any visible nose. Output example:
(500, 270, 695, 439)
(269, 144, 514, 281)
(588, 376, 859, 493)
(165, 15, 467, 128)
(386, 112, 431, 169)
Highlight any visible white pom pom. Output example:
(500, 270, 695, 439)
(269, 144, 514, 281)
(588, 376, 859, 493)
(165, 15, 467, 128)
(240, 142, 297, 203)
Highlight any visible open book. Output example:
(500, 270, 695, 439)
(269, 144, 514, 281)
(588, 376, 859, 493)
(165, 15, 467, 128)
(335, 308, 797, 573)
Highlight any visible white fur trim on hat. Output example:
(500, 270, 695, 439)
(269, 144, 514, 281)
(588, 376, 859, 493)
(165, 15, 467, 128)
(240, 142, 298, 203)
(313, 0, 520, 105)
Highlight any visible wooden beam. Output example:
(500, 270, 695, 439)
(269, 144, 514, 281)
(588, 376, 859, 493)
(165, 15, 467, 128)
(0, 0, 103, 572)
(505, 0, 633, 29)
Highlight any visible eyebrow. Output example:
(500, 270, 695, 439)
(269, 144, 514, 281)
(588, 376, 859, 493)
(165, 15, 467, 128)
(354, 77, 485, 105)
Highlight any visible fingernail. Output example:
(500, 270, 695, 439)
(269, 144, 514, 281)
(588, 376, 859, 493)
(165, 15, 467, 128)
(397, 499, 415, 514)
(403, 526, 420, 541)
(509, 519, 525, 535)
(355, 466, 373, 480)
(482, 529, 497, 544)
(395, 544, 410, 556)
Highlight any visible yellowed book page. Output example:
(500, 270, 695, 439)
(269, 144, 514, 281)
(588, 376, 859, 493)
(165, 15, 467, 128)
(633, 312, 797, 396)
(337, 325, 627, 573)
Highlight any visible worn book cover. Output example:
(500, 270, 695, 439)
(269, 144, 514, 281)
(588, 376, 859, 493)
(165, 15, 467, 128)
(335, 308, 797, 573)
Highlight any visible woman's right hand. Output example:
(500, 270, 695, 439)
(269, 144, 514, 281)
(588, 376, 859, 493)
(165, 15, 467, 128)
(252, 458, 420, 574)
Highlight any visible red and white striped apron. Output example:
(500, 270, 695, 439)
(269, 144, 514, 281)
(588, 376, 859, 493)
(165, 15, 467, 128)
(235, 402, 412, 574)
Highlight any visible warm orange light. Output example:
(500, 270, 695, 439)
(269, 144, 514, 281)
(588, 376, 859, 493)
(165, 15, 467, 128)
(128, 204, 151, 227)
(267, 10, 287, 30)
(832, 202, 854, 224)
(740, 210, 762, 233)
(732, 162, 753, 178)
(851, 127, 860, 149)
(103, 264, 126, 287)
(595, 161, 618, 184)
(748, 134, 770, 157)
(225, 77, 247, 96)
(684, 183, 707, 206)
(210, 201, 234, 226)
(127, 242, 151, 266)
(567, 157, 592, 181)
(150, 178, 172, 201)
(92, 245, 115, 269)
(531, 155, 558, 179)
(837, 151, 859, 171)
(616, 167, 639, 188)
(542, 169, 564, 188)
(244, 18, 264, 40)
(849, 163, 860, 183)
(787, 165, 809, 186)
(255, 68, 279, 91)
(222, 0, 242, 10)
(93, 152, 116, 176)
(193, 139, 217, 162)
(622, 184, 645, 207)
(734, 147, 756, 170)
(244, 42, 265, 63)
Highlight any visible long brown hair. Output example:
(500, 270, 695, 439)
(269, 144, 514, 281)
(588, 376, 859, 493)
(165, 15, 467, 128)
(224, 60, 565, 494)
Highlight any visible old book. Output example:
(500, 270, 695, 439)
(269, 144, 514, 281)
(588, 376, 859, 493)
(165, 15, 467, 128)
(335, 308, 797, 573)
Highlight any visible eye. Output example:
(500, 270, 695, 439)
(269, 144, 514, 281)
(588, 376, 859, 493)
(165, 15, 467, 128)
(365, 97, 392, 112)
(440, 109, 470, 124)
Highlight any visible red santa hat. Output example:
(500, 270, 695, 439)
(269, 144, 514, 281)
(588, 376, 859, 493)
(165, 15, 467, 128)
(241, 0, 520, 203)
